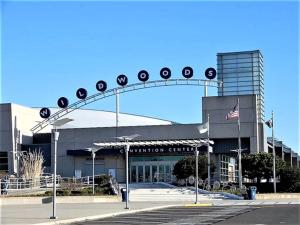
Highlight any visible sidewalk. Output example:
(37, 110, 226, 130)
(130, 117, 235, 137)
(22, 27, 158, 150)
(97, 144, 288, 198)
(1, 199, 300, 225)
(0, 201, 182, 225)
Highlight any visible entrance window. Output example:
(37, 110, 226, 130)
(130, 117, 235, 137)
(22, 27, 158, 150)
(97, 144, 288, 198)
(158, 165, 164, 182)
(165, 165, 171, 183)
(220, 155, 237, 182)
(145, 165, 151, 182)
(129, 158, 183, 183)
(131, 166, 136, 183)
(138, 165, 144, 182)
(152, 165, 158, 182)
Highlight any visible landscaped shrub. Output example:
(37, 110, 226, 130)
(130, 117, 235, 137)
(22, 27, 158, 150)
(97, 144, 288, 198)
(279, 167, 300, 192)
(94, 175, 111, 187)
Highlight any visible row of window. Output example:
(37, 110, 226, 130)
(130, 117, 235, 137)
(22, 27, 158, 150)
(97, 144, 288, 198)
(222, 82, 264, 88)
(221, 73, 263, 79)
(221, 88, 262, 93)
(217, 52, 263, 61)
(218, 62, 263, 69)
(218, 55, 263, 62)
(218, 64, 262, 70)
(218, 90, 261, 96)
(217, 58, 263, 65)
(221, 83, 263, 89)
(218, 67, 263, 74)
(218, 71, 264, 78)
(222, 79, 263, 85)
(218, 59, 264, 67)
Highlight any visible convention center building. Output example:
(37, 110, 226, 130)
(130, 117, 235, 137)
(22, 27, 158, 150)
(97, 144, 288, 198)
(1, 50, 299, 183)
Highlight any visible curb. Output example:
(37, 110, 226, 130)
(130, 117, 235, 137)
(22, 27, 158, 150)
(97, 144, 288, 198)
(34, 204, 181, 225)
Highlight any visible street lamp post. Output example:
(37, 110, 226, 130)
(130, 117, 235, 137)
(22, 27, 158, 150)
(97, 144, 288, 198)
(125, 143, 130, 209)
(188, 140, 211, 204)
(117, 134, 140, 209)
(50, 118, 73, 220)
(230, 148, 246, 189)
(272, 111, 276, 193)
(207, 114, 210, 189)
(197, 115, 211, 191)
(84, 148, 101, 195)
(195, 147, 199, 204)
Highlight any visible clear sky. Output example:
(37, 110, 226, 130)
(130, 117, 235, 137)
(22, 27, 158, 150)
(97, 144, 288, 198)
(0, 0, 299, 152)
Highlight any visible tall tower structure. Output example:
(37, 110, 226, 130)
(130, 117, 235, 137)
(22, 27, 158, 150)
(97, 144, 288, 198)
(217, 50, 264, 122)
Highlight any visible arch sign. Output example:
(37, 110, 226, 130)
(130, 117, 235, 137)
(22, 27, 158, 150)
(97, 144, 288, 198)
(38, 66, 217, 121)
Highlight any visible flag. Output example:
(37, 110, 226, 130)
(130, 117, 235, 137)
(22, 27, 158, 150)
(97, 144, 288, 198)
(197, 122, 208, 134)
(265, 119, 273, 128)
(226, 104, 239, 120)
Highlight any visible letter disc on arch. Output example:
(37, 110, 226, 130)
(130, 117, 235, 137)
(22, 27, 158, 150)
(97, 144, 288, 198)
(138, 70, 149, 82)
(205, 67, 217, 79)
(96, 80, 107, 92)
(57, 97, 69, 108)
(39, 108, 51, 119)
(182, 66, 193, 79)
(160, 67, 171, 79)
(116, 74, 128, 86)
(76, 88, 88, 99)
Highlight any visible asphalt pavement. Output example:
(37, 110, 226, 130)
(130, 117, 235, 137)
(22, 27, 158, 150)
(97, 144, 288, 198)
(70, 205, 300, 225)
(1, 200, 299, 225)
(216, 204, 300, 225)
(71, 205, 257, 225)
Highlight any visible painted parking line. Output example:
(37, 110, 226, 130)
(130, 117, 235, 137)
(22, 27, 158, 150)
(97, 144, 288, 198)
(185, 203, 213, 207)
(83, 220, 162, 224)
(71, 206, 258, 225)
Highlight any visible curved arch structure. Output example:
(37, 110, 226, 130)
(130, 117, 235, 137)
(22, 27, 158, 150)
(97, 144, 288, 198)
(31, 78, 222, 134)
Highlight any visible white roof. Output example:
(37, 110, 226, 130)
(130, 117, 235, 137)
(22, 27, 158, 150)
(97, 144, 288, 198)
(34, 108, 173, 129)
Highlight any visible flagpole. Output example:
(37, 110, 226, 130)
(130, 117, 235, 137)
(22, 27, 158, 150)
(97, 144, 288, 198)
(272, 111, 276, 193)
(237, 98, 242, 189)
(207, 114, 211, 190)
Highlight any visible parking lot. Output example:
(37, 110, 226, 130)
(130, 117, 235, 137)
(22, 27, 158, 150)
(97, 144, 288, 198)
(71, 205, 257, 225)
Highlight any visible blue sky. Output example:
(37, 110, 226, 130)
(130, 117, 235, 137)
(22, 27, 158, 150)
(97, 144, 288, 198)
(0, 1, 299, 152)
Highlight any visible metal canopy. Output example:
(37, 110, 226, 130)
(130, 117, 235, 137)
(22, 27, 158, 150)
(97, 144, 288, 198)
(93, 139, 214, 148)
(51, 118, 74, 127)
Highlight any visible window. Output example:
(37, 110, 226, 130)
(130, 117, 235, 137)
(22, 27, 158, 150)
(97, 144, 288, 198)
(223, 77, 238, 83)
(238, 77, 252, 82)
(238, 86, 254, 91)
(0, 152, 8, 172)
(220, 155, 237, 183)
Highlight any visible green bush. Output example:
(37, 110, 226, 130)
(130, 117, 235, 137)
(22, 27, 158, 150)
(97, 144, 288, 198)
(279, 167, 300, 192)
(44, 191, 52, 196)
(94, 175, 111, 187)
(172, 155, 216, 180)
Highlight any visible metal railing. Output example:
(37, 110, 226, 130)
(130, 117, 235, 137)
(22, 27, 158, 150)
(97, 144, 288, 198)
(0, 174, 120, 195)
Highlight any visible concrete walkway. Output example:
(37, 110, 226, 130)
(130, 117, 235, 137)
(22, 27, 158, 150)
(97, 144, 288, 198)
(1, 199, 300, 225)
(1, 202, 181, 225)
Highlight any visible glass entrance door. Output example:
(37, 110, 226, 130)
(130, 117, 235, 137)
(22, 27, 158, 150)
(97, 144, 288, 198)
(130, 165, 136, 183)
(130, 161, 176, 183)
(145, 165, 151, 182)
(158, 165, 164, 182)
(138, 165, 144, 182)
(152, 165, 158, 182)
(165, 165, 171, 183)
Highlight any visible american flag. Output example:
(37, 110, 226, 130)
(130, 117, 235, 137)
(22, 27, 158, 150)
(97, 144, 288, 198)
(265, 119, 273, 128)
(226, 104, 239, 120)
